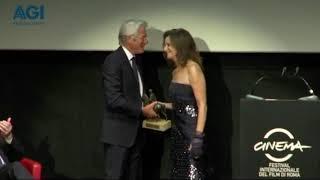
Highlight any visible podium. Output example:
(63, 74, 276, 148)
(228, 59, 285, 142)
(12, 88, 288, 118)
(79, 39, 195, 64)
(239, 99, 320, 179)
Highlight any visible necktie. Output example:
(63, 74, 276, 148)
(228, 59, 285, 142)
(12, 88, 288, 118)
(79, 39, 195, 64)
(130, 57, 143, 97)
(130, 57, 139, 83)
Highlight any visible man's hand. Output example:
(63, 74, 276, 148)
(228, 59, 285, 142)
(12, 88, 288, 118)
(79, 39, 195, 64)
(142, 101, 159, 119)
(0, 117, 13, 138)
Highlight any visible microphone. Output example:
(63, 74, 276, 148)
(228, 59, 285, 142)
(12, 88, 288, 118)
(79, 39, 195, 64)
(297, 75, 319, 101)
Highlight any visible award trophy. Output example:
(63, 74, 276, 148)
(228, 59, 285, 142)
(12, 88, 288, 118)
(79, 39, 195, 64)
(142, 89, 171, 132)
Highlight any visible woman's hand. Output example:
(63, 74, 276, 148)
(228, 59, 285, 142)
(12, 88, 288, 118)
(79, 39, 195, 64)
(190, 131, 204, 159)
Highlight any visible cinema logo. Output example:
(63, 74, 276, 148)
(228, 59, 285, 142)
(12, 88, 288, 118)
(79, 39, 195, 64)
(254, 128, 311, 162)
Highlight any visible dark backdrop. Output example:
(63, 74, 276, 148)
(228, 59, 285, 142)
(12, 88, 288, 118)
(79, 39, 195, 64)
(0, 50, 319, 179)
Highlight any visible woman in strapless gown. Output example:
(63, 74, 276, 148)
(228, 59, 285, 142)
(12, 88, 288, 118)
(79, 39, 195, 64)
(158, 28, 208, 179)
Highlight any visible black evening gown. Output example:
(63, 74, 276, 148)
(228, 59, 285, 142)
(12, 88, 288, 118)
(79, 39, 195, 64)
(169, 82, 206, 180)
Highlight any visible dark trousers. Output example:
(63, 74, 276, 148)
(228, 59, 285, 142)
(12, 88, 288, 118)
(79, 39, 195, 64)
(0, 161, 33, 180)
(142, 129, 166, 180)
(104, 129, 144, 180)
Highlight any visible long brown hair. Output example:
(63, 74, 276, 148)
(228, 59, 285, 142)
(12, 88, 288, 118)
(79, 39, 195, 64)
(163, 28, 203, 69)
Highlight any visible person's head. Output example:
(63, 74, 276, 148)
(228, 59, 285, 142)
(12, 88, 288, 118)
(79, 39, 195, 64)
(118, 19, 148, 54)
(162, 28, 202, 68)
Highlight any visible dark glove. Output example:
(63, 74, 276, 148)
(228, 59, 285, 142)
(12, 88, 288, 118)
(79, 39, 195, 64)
(190, 131, 204, 159)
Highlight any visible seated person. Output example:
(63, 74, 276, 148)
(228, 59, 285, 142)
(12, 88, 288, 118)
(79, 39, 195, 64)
(0, 117, 33, 180)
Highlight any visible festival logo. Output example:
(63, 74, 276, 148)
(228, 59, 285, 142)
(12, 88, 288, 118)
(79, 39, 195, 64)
(254, 128, 311, 178)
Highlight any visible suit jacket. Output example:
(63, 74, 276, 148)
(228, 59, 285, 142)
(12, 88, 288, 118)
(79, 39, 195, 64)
(0, 137, 24, 165)
(0, 137, 30, 180)
(101, 47, 144, 147)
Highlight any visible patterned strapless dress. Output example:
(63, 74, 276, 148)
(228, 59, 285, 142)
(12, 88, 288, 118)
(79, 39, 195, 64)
(168, 82, 206, 180)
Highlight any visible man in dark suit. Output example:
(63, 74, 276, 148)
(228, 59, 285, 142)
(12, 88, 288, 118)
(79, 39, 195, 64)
(101, 19, 158, 180)
(0, 117, 33, 180)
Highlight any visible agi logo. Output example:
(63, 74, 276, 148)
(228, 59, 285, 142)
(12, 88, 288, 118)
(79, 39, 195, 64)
(254, 128, 311, 162)
(12, 4, 45, 25)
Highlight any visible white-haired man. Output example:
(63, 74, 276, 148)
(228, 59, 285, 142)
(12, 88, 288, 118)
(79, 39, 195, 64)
(101, 19, 158, 180)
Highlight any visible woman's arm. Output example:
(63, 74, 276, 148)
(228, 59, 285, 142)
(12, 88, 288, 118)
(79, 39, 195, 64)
(187, 62, 207, 133)
(162, 102, 173, 109)
(155, 102, 173, 110)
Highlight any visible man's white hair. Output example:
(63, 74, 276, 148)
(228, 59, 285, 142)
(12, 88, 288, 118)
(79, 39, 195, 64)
(118, 19, 147, 45)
